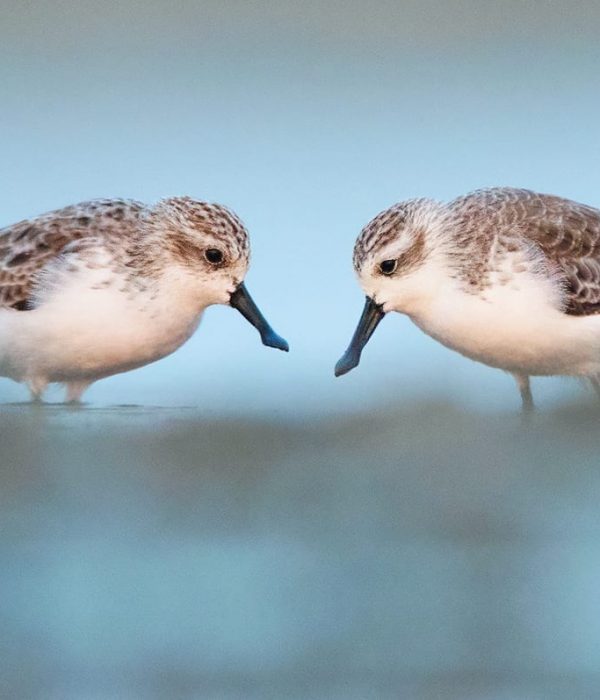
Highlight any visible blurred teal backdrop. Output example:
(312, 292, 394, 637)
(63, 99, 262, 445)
(3, 4, 600, 700)
(2, 0, 600, 412)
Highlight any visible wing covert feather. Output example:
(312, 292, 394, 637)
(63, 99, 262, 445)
(0, 199, 145, 310)
(451, 188, 600, 316)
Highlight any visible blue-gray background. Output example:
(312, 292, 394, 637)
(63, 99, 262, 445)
(3, 0, 600, 412)
(2, 2, 600, 699)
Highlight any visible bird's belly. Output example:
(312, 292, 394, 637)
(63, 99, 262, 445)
(2, 287, 202, 382)
(412, 292, 600, 376)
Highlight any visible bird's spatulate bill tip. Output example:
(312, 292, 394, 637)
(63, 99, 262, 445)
(334, 350, 361, 377)
(334, 296, 385, 377)
(261, 330, 289, 352)
(230, 282, 289, 352)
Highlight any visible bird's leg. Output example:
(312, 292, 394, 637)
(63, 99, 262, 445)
(589, 375, 600, 401)
(513, 373, 534, 414)
(64, 380, 91, 405)
(27, 377, 48, 403)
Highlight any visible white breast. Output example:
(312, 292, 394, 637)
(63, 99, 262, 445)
(0, 262, 204, 383)
(411, 273, 600, 376)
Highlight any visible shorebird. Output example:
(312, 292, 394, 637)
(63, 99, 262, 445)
(335, 187, 600, 411)
(0, 197, 288, 403)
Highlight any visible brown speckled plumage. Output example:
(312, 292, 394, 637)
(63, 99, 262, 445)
(354, 188, 600, 317)
(0, 199, 145, 310)
(0, 197, 250, 310)
(446, 188, 600, 315)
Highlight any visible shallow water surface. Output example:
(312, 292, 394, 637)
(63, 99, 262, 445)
(2, 402, 600, 699)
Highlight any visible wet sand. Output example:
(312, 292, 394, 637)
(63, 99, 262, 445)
(1, 402, 600, 699)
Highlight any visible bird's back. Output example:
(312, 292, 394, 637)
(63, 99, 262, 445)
(447, 187, 600, 316)
(0, 199, 146, 310)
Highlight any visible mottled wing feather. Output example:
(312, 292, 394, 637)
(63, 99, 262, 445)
(450, 188, 600, 316)
(0, 199, 145, 310)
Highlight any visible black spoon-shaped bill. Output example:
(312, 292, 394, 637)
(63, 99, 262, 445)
(229, 282, 289, 352)
(334, 296, 385, 376)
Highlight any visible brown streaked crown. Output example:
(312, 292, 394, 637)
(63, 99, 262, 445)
(157, 197, 250, 265)
(353, 199, 433, 274)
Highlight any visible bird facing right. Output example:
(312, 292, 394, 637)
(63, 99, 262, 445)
(335, 187, 600, 411)
(0, 196, 288, 404)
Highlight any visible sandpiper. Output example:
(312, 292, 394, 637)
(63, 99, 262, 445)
(0, 197, 288, 403)
(335, 187, 600, 411)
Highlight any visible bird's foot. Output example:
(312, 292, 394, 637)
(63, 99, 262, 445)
(512, 373, 535, 421)
(27, 377, 48, 404)
(64, 381, 92, 405)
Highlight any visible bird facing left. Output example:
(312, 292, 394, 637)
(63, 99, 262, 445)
(0, 197, 289, 403)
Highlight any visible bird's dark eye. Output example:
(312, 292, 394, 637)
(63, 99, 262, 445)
(379, 259, 398, 275)
(205, 248, 224, 264)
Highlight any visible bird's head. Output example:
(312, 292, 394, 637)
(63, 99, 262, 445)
(336, 198, 445, 376)
(151, 197, 288, 352)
